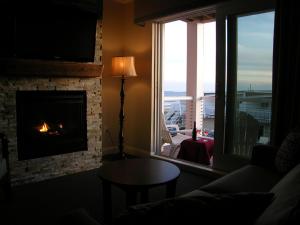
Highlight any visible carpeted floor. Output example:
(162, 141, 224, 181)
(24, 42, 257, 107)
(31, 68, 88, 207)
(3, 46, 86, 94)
(0, 158, 214, 225)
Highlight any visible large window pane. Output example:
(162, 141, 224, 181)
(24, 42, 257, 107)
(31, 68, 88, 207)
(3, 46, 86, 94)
(160, 19, 216, 167)
(163, 21, 187, 93)
(163, 21, 189, 129)
(197, 22, 216, 138)
(230, 11, 274, 157)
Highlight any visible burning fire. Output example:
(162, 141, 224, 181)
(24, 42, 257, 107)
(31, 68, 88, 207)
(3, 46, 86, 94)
(39, 122, 50, 133)
(36, 121, 64, 135)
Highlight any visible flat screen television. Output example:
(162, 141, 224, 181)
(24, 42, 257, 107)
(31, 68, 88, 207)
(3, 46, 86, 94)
(0, 0, 102, 62)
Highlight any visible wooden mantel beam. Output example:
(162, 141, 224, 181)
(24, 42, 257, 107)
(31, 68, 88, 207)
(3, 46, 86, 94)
(0, 58, 103, 78)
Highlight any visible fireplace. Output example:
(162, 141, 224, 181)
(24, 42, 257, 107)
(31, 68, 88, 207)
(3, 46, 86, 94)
(16, 90, 87, 160)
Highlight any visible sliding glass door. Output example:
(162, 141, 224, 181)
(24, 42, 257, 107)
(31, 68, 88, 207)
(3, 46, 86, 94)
(214, 0, 275, 171)
(151, 0, 275, 172)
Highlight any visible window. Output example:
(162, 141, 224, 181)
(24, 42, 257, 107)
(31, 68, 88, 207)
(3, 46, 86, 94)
(224, 11, 275, 158)
(215, 0, 275, 171)
(159, 18, 216, 167)
(152, 0, 275, 172)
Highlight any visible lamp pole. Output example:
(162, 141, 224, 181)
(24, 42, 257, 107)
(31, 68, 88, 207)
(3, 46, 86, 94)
(118, 77, 125, 158)
(111, 56, 137, 160)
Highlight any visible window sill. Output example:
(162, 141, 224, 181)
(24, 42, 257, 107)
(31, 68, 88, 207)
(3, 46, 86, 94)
(150, 153, 226, 179)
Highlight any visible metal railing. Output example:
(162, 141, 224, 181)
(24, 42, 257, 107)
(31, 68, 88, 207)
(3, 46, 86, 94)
(163, 92, 272, 141)
(163, 95, 214, 136)
(163, 96, 193, 129)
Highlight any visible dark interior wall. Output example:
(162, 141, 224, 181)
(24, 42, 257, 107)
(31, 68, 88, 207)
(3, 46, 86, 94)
(134, 0, 228, 23)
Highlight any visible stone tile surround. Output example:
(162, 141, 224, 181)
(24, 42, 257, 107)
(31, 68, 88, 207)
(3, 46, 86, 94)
(0, 77, 102, 186)
(0, 18, 103, 186)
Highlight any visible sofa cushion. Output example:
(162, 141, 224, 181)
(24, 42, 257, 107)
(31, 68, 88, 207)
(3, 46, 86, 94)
(255, 163, 300, 225)
(200, 165, 282, 193)
(286, 200, 300, 225)
(275, 132, 300, 174)
(250, 144, 278, 170)
(114, 190, 274, 225)
(59, 208, 100, 225)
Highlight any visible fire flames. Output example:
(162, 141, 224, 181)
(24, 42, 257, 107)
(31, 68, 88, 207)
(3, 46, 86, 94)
(39, 122, 50, 133)
(36, 122, 63, 136)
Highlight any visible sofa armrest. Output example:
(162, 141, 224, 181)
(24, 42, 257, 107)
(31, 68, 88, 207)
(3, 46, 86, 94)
(250, 144, 278, 170)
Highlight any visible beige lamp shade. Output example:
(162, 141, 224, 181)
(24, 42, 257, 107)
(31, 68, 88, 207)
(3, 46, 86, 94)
(111, 56, 137, 77)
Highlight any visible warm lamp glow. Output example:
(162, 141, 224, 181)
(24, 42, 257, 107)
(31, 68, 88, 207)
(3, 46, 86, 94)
(112, 56, 137, 77)
(111, 56, 137, 159)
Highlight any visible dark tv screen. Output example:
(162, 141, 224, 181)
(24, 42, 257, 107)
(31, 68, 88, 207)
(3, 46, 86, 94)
(0, 1, 101, 62)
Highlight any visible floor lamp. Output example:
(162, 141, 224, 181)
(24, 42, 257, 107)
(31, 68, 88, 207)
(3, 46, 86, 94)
(112, 56, 137, 159)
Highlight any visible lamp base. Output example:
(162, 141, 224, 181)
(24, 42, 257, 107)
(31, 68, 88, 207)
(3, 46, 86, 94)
(118, 151, 127, 159)
(102, 153, 138, 161)
(102, 152, 128, 161)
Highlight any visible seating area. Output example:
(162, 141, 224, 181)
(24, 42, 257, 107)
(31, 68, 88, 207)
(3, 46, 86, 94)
(160, 118, 191, 159)
(160, 115, 215, 166)
(110, 132, 300, 225)
(0, 159, 214, 225)
(161, 110, 266, 166)
(234, 111, 262, 157)
(56, 131, 300, 225)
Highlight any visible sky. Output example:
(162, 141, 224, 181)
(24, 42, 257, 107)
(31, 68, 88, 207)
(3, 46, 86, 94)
(163, 11, 274, 93)
(237, 11, 274, 91)
(163, 21, 187, 92)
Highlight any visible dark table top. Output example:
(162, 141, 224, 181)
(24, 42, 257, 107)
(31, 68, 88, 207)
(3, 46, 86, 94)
(98, 158, 180, 188)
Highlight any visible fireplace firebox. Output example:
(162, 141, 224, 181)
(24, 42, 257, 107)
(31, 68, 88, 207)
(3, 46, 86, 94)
(16, 91, 87, 160)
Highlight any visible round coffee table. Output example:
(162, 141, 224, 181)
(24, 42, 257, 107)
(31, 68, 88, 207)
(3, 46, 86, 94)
(98, 158, 180, 224)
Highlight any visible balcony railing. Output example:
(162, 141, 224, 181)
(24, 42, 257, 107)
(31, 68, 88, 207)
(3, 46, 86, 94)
(163, 91, 272, 141)
(164, 96, 192, 128)
(163, 95, 214, 137)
